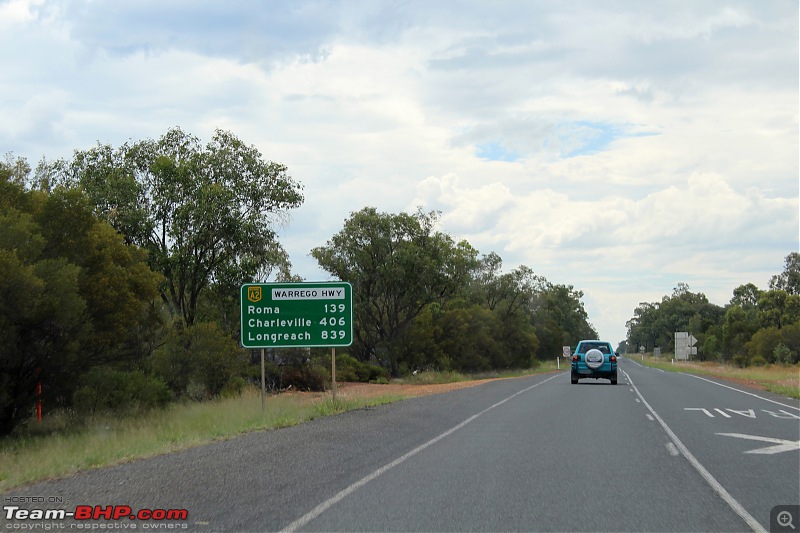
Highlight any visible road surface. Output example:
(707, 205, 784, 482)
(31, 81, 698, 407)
(3, 358, 799, 532)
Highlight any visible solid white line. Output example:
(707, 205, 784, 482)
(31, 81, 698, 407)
(280, 372, 563, 532)
(683, 374, 800, 410)
(621, 369, 766, 533)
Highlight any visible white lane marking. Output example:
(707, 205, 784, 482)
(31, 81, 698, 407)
(716, 433, 800, 455)
(635, 398, 641, 403)
(280, 372, 563, 532)
(714, 408, 732, 418)
(685, 408, 715, 417)
(621, 369, 766, 533)
(666, 442, 680, 456)
(646, 414, 655, 421)
(683, 374, 800, 411)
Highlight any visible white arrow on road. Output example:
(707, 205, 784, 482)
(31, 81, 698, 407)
(716, 432, 800, 455)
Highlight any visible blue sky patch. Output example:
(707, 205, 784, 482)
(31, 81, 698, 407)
(560, 121, 658, 158)
(476, 142, 520, 162)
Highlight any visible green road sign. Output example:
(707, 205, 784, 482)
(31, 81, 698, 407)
(240, 282, 353, 348)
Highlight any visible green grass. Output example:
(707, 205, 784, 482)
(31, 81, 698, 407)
(0, 388, 403, 492)
(0, 362, 562, 492)
(638, 356, 800, 399)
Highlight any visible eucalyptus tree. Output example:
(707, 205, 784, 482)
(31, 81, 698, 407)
(46, 128, 304, 326)
(0, 161, 161, 435)
(311, 207, 479, 375)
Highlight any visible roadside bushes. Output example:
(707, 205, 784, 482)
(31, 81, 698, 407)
(73, 368, 171, 416)
(150, 322, 247, 400)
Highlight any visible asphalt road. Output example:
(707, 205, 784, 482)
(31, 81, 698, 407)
(3, 358, 799, 532)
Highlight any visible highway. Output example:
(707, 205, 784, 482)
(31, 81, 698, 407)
(4, 357, 799, 532)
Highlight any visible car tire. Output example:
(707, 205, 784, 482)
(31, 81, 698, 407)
(584, 348, 604, 370)
(571, 377, 578, 384)
(610, 374, 617, 385)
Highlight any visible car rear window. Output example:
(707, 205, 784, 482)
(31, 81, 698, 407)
(579, 343, 610, 353)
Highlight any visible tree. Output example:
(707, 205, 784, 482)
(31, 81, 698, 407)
(0, 164, 161, 435)
(769, 252, 800, 295)
(731, 283, 762, 309)
(46, 128, 304, 326)
(311, 207, 479, 375)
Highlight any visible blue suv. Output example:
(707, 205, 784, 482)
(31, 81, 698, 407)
(571, 340, 618, 385)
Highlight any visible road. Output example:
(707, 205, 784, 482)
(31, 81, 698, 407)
(3, 358, 799, 532)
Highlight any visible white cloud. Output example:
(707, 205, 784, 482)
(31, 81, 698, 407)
(0, 0, 796, 344)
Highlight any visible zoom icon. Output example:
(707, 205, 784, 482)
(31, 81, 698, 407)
(772, 505, 800, 532)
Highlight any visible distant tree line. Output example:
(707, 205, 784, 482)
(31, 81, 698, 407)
(623, 253, 800, 367)
(0, 128, 597, 436)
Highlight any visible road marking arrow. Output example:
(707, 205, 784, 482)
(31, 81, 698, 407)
(716, 433, 800, 455)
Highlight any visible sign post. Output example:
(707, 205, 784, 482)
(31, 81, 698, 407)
(241, 282, 353, 405)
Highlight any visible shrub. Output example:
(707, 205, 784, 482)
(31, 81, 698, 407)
(150, 322, 247, 399)
(281, 363, 329, 391)
(73, 368, 171, 416)
(773, 343, 795, 365)
(731, 354, 748, 368)
(749, 355, 767, 367)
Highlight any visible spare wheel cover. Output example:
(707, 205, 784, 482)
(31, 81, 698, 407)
(585, 348, 605, 369)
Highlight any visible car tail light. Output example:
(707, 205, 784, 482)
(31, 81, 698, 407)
(610, 355, 617, 363)
(572, 355, 579, 362)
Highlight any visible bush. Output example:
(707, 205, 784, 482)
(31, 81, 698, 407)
(150, 322, 247, 399)
(73, 368, 171, 416)
(749, 355, 767, 367)
(281, 363, 329, 391)
(731, 354, 749, 368)
(329, 353, 388, 383)
(774, 343, 796, 365)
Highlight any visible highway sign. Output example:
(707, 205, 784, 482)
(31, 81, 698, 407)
(675, 331, 697, 360)
(240, 282, 353, 348)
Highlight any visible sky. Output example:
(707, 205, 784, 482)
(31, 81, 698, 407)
(1, 0, 798, 346)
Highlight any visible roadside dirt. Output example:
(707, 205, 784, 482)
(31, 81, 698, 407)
(278, 379, 501, 404)
(331, 379, 496, 399)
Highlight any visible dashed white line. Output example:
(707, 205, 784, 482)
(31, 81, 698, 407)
(621, 369, 766, 533)
(666, 442, 679, 456)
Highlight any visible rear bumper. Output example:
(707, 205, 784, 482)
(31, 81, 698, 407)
(571, 363, 617, 379)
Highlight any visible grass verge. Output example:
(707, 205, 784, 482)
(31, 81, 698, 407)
(0, 388, 403, 493)
(638, 357, 800, 400)
(0, 362, 561, 492)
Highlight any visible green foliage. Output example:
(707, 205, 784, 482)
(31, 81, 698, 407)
(626, 255, 800, 365)
(773, 343, 794, 365)
(281, 363, 329, 392)
(312, 207, 479, 375)
(44, 128, 304, 327)
(331, 353, 388, 383)
(769, 252, 800, 295)
(731, 354, 748, 368)
(73, 368, 171, 416)
(746, 327, 782, 363)
(0, 165, 163, 436)
(150, 322, 247, 399)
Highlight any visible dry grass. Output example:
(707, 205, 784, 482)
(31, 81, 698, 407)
(642, 358, 800, 399)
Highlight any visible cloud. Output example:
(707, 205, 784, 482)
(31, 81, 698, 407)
(0, 0, 796, 344)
